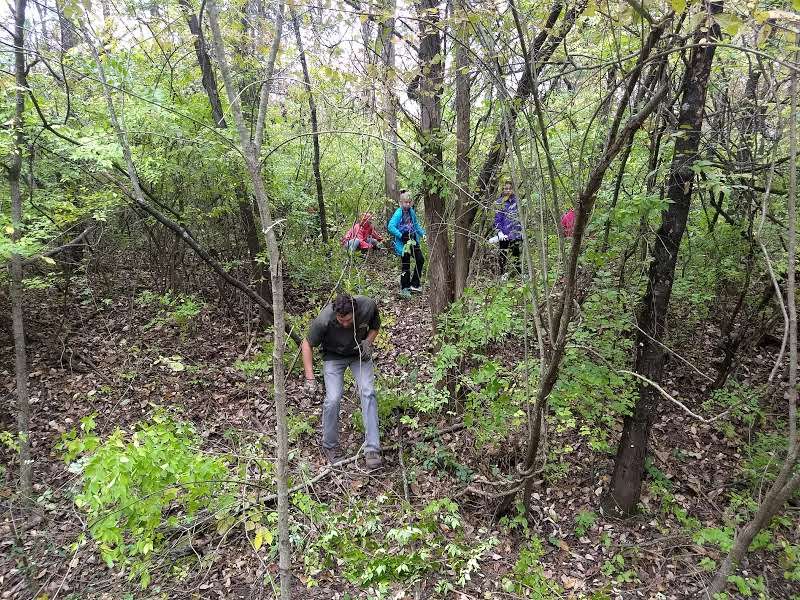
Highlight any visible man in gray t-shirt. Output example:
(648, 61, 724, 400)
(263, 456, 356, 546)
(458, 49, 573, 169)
(301, 293, 382, 469)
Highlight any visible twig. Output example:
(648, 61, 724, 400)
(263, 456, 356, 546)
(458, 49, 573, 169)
(619, 370, 731, 424)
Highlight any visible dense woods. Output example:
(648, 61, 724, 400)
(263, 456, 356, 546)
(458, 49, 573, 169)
(1, 0, 799, 598)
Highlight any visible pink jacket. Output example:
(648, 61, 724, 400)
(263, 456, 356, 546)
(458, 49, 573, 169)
(561, 208, 575, 238)
(343, 213, 383, 249)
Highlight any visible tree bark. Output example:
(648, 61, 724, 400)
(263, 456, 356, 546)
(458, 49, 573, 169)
(377, 0, 399, 206)
(604, 1, 723, 517)
(178, 0, 278, 321)
(453, 0, 471, 300)
(207, 2, 292, 596)
(9, 0, 32, 503)
(414, 0, 452, 321)
(291, 7, 328, 244)
(178, 0, 227, 128)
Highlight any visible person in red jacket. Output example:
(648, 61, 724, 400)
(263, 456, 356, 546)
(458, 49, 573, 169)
(342, 212, 383, 252)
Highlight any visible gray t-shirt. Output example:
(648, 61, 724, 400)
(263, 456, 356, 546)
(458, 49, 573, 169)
(306, 296, 381, 361)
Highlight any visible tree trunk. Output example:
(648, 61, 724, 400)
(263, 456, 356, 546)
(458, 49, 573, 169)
(291, 7, 328, 244)
(414, 0, 452, 321)
(707, 30, 800, 596)
(604, 1, 723, 517)
(206, 2, 292, 596)
(178, 0, 227, 128)
(10, 0, 32, 503)
(377, 0, 398, 205)
(453, 0, 471, 300)
(55, 0, 78, 51)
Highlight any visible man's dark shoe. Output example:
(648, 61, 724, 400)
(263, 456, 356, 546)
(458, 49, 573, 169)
(323, 446, 341, 465)
(365, 451, 383, 470)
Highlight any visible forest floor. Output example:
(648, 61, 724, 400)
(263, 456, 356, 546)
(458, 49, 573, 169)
(1, 251, 798, 600)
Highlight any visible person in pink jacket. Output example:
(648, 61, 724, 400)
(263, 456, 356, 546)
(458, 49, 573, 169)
(561, 208, 575, 238)
(342, 212, 383, 252)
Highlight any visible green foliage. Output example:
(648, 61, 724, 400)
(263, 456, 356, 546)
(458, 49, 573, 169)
(550, 280, 635, 452)
(60, 411, 233, 587)
(136, 291, 204, 331)
(781, 541, 800, 582)
(501, 536, 563, 598)
(296, 495, 496, 595)
(574, 510, 598, 537)
(600, 552, 638, 584)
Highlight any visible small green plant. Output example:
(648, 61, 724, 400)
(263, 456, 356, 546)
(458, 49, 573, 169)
(600, 552, 639, 584)
(61, 411, 233, 587)
(287, 408, 316, 442)
(136, 291, 204, 331)
(297, 495, 496, 593)
(574, 510, 598, 537)
(501, 536, 563, 597)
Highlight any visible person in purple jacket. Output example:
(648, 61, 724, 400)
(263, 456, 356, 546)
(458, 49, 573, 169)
(492, 181, 522, 274)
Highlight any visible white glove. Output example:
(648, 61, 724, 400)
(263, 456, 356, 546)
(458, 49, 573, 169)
(303, 378, 318, 395)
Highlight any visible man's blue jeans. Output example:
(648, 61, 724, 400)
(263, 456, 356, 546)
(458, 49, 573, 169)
(322, 356, 380, 453)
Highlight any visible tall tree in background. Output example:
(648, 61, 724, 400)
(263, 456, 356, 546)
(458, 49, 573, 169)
(413, 0, 452, 320)
(178, 0, 284, 324)
(453, 0, 471, 300)
(377, 0, 399, 205)
(9, 0, 32, 502)
(605, 1, 724, 516)
(291, 7, 328, 244)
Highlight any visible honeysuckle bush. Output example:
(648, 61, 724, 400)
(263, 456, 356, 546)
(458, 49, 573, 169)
(61, 410, 235, 588)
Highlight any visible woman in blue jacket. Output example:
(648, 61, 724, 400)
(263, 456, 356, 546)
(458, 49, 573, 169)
(387, 190, 426, 298)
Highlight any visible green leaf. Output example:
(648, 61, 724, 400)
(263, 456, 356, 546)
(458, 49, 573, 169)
(670, 0, 686, 13)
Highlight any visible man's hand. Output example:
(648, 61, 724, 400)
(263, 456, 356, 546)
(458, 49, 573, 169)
(359, 339, 374, 361)
(303, 378, 318, 395)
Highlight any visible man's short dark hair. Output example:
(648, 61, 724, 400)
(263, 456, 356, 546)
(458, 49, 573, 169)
(333, 293, 355, 316)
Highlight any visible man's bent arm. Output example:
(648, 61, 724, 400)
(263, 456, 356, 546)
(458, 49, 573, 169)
(366, 329, 379, 344)
(301, 338, 315, 379)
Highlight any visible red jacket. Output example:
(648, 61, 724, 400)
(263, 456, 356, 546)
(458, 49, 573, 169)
(343, 214, 383, 249)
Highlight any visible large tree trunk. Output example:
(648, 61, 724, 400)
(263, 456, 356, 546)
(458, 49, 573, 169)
(10, 0, 32, 502)
(377, 0, 398, 205)
(414, 0, 452, 321)
(604, 1, 723, 517)
(453, 0, 471, 300)
(178, 0, 226, 127)
(291, 8, 328, 244)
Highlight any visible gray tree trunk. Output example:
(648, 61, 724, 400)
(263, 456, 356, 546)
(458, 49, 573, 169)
(291, 7, 328, 244)
(10, 0, 32, 503)
(206, 2, 292, 597)
(453, 0, 471, 300)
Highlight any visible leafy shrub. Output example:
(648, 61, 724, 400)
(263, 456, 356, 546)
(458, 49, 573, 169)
(136, 290, 204, 331)
(501, 536, 563, 597)
(61, 411, 233, 587)
(297, 495, 496, 594)
(550, 282, 636, 452)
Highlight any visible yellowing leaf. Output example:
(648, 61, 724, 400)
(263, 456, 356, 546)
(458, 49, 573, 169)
(5, 225, 14, 235)
(41, 256, 56, 265)
(670, 0, 686, 14)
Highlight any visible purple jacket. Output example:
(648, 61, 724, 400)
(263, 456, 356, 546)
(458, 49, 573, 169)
(494, 195, 522, 240)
